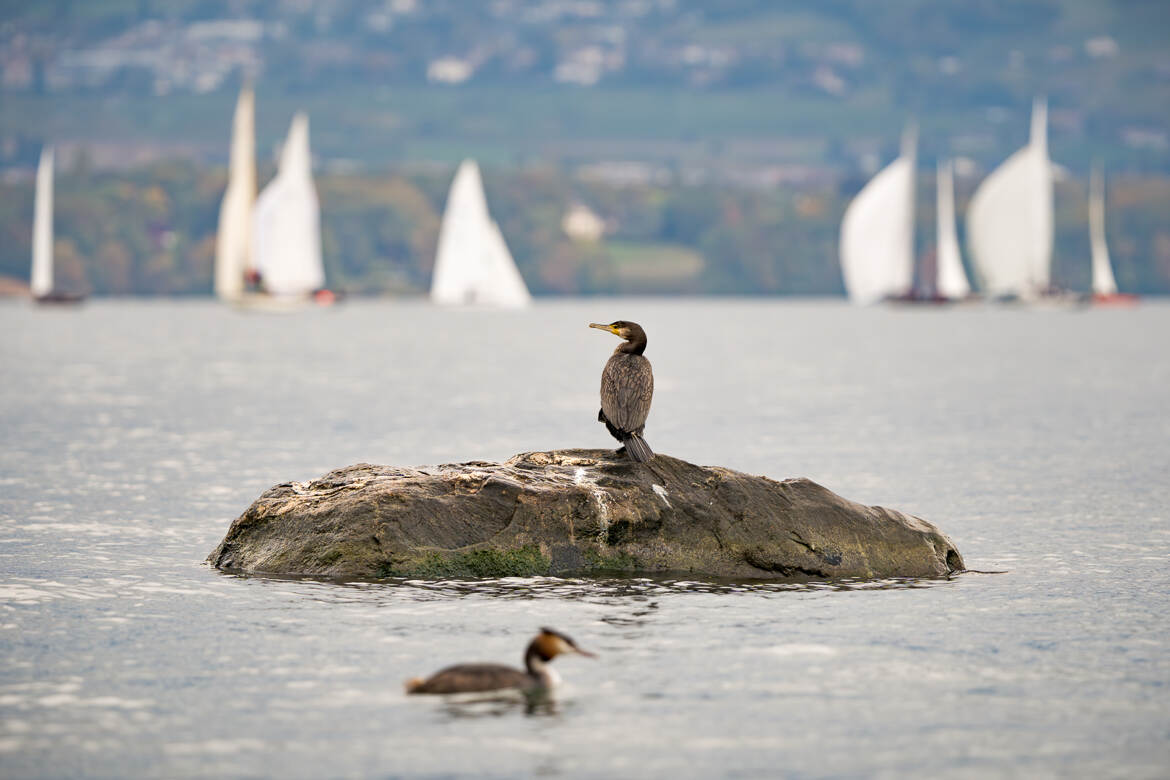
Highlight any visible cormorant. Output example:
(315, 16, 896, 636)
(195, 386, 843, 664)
(589, 320, 655, 463)
(404, 628, 595, 695)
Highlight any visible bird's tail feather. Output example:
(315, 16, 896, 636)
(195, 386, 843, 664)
(623, 434, 654, 463)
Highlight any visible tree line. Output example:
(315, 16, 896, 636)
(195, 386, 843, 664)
(1, 158, 1167, 296)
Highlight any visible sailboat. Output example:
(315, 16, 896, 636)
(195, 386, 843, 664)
(214, 86, 256, 303)
(1088, 161, 1137, 306)
(839, 124, 917, 304)
(245, 111, 336, 308)
(966, 97, 1059, 301)
(934, 158, 972, 301)
(29, 146, 84, 304)
(430, 159, 531, 308)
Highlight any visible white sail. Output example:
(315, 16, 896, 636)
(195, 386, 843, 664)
(935, 158, 971, 299)
(1089, 161, 1118, 296)
(30, 146, 54, 298)
(431, 159, 489, 305)
(215, 86, 256, 301)
(839, 123, 917, 304)
(251, 112, 324, 297)
(481, 219, 532, 307)
(967, 97, 1053, 298)
(431, 159, 531, 308)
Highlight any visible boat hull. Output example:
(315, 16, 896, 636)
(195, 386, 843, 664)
(228, 289, 342, 313)
(1091, 293, 1139, 307)
(968, 285, 1085, 308)
(885, 292, 983, 306)
(33, 291, 86, 305)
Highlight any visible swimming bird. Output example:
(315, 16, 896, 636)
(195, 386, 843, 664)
(404, 628, 595, 695)
(589, 320, 655, 462)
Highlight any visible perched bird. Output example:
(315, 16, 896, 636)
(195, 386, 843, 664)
(404, 628, 595, 695)
(589, 320, 655, 462)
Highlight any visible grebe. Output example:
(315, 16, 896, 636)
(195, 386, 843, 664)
(405, 628, 595, 695)
(589, 320, 654, 463)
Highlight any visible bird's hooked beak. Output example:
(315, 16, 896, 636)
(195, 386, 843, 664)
(589, 322, 620, 336)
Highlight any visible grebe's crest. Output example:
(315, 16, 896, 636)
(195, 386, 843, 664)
(534, 627, 595, 660)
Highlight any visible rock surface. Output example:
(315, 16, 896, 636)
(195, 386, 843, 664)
(208, 449, 964, 581)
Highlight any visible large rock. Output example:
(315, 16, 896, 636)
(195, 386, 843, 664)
(208, 450, 964, 581)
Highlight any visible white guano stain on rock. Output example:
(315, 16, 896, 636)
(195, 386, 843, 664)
(573, 466, 610, 536)
(652, 484, 672, 508)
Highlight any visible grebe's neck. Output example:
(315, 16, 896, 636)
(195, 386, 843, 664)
(524, 643, 556, 686)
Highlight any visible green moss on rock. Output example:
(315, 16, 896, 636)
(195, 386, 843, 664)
(583, 548, 639, 572)
(379, 545, 550, 579)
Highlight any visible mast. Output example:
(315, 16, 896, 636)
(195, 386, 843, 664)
(1029, 96, 1054, 293)
(1089, 161, 1118, 296)
(31, 146, 54, 298)
(935, 158, 970, 300)
(214, 86, 256, 301)
(901, 121, 918, 294)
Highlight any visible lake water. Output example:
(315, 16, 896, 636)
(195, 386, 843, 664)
(1, 298, 1168, 778)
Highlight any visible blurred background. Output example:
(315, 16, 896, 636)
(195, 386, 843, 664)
(0, 0, 1167, 299)
(4, 6, 1170, 776)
